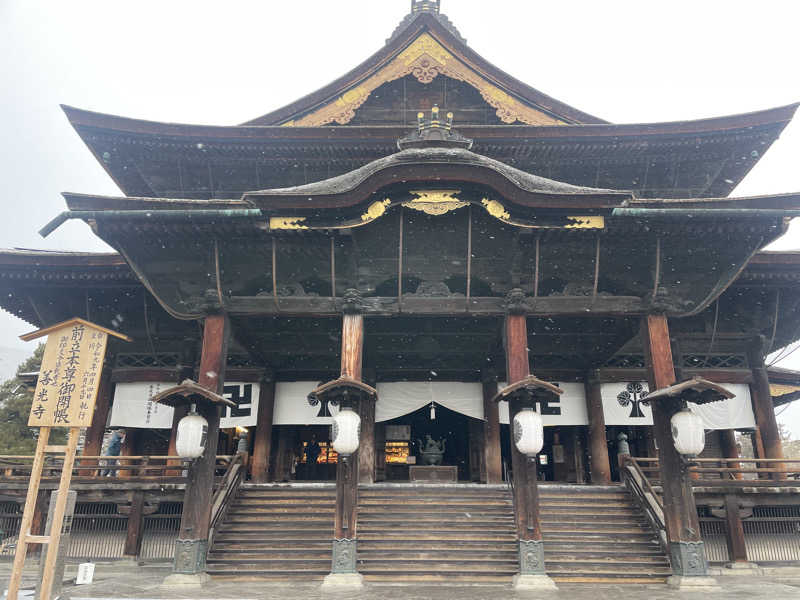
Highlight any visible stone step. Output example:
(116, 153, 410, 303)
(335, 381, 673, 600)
(208, 551, 330, 560)
(358, 533, 516, 542)
(357, 550, 518, 561)
(362, 573, 514, 584)
(358, 564, 518, 576)
(207, 557, 331, 567)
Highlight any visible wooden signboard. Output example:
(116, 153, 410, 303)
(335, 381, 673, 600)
(7, 318, 130, 600)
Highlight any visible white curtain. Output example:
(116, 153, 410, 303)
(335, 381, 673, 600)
(689, 384, 755, 430)
(273, 381, 340, 425)
(375, 382, 484, 422)
(496, 382, 588, 425)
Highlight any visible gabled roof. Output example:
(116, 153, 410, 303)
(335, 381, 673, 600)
(242, 11, 605, 127)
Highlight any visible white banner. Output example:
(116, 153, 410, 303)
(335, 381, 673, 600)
(273, 381, 340, 425)
(110, 382, 174, 429)
(111, 381, 260, 429)
(375, 382, 484, 422)
(498, 383, 588, 425)
(601, 382, 755, 430)
(601, 382, 654, 426)
(220, 382, 260, 429)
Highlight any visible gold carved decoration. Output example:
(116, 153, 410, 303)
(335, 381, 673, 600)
(362, 199, 391, 221)
(481, 198, 510, 220)
(287, 33, 563, 127)
(403, 190, 468, 216)
(565, 216, 605, 229)
(269, 217, 309, 230)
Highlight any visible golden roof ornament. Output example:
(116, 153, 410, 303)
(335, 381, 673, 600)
(397, 106, 473, 150)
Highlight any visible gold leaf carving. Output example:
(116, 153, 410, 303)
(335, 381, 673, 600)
(565, 216, 605, 229)
(403, 190, 468, 216)
(481, 198, 510, 220)
(362, 199, 392, 222)
(269, 217, 309, 230)
(289, 33, 563, 127)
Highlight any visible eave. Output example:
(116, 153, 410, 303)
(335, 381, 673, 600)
(62, 103, 798, 200)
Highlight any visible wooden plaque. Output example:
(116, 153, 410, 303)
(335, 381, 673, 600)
(22, 318, 129, 428)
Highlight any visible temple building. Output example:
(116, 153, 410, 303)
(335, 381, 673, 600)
(1, 0, 799, 588)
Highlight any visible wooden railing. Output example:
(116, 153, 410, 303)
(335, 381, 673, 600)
(620, 456, 668, 553)
(689, 458, 800, 484)
(0, 455, 236, 483)
(620, 457, 800, 487)
(208, 453, 246, 547)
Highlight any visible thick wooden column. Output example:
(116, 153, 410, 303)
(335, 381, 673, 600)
(123, 490, 145, 560)
(504, 310, 550, 581)
(482, 378, 502, 484)
(173, 314, 229, 577)
(329, 303, 366, 579)
(584, 375, 611, 484)
(723, 494, 748, 564)
(747, 338, 785, 478)
(251, 375, 276, 483)
(82, 367, 112, 458)
(720, 429, 743, 480)
(358, 369, 376, 484)
(641, 315, 708, 578)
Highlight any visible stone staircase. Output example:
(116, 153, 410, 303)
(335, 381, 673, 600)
(540, 485, 671, 584)
(357, 485, 518, 584)
(206, 484, 335, 581)
(206, 482, 670, 585)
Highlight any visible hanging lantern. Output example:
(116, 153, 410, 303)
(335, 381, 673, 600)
(513, 407, 544, 457)
(175, 407, 208, 459)
(671, 409, 705, 455)
(430, 402, 436, 420)
(331, 406, 361, 457)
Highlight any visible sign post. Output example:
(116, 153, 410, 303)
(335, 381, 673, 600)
(6, 318, 130, 600)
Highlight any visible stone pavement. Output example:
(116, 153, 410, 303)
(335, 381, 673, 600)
(2, 564, 800, 600)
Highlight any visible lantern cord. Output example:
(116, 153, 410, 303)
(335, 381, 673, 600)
(767, 289, 780, 355)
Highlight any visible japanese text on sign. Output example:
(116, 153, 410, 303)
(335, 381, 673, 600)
(28, 323, 108, 427)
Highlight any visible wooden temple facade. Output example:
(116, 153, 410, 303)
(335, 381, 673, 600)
(2, 1, 800, 586)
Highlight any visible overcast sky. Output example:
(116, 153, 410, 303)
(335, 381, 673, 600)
(1, 0, 798, 434)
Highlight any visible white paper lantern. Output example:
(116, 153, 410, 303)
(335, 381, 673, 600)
(671, 409, 705, 455)
(175, 411, 208, 459)
(513, 408, 544, 457)
(331, 407, 361, 456)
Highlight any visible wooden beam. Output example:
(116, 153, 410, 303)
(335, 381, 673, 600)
(641, 314, 708, 576)
(723, 494, 748, 563)
(482, 379, 502, 484)
(341, 314, 363, 381)
(584, 376, 611, 484)
(251, 377, 276, 484)
(174, 313, 229, 575)
(747, 338, 786, 479)
(123, 490, 145, 559)
(82, 367, 112, 461)
(720, 430, 743, 481)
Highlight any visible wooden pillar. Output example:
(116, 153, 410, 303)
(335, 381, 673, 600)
(482, 378, 502, 484)
(747, 338, 785, 479)
(641, 314, 708, 578)
(173, 313, 229, 577)
(720, 429, 743, 480)
(330, 306, 365, 577)
(723, 494, 748, 564)
(123, 490, 145, 560)
(504, 309, 550, 580)
(358, 369, 376, 484)
(82, 367, 112, 458)
(118, 429, 138, 478)
(374, 424, 386, 482)
(251, 375, 276, 483)
(584, 375, 611, 484)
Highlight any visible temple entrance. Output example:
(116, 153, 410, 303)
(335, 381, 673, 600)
(500, 424, 589, 483)
(380, 404, 480, 482)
